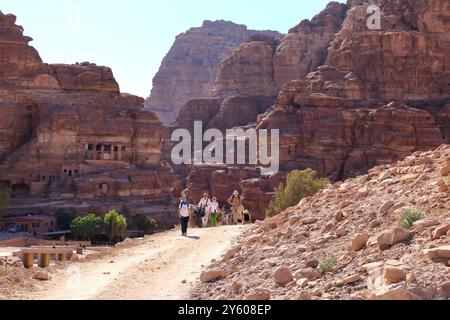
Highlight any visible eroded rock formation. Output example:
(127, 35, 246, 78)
(145, 20, 282, 124)
(173, 0, 450, 220)
(0, 11, 178, 227)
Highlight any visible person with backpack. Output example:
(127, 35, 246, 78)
(178, 193, 191, 237)
(197, 193, 211, 227)
(227, 190, 245, 225)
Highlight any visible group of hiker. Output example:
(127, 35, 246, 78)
(178, 190, 251, 237)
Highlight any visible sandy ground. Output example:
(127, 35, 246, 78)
(15, 225, 247, 300)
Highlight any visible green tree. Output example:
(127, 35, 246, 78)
(0, 170, 12, 218)
(133, 215, 158, 234)
(70, 214, 102, 241)
(55, 210, 73, 230)
(266, 169, 329, 218)
(104, 210, 128, 243)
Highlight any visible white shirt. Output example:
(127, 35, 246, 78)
(179, 201, 190, 217)
(210, 201, 219, 213)
(198, 198, 211, 209)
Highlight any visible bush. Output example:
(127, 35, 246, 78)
(317, 256, 337, 274)
(400, 208, 425, 229)
(55, 210, 73, 230)
(133, 215, 158, 234)
(266, 169, 329, 218)
(104, 210, 128, 243)
(70, 214, 102, 241)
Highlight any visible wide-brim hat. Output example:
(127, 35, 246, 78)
(233, 190, 239, 196)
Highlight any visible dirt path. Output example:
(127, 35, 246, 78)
(19, 225, 247, 300)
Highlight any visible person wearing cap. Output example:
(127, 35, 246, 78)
(209, 197, 221, 227)
(198, 192, 212, 227)
(227, 190, 244, 225)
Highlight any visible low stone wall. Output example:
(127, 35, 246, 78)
(0, 237, 91, 247)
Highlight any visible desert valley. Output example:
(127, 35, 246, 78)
(0, 0, 449, 301)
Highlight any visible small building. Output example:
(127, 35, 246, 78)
(0, 215, 58, 234)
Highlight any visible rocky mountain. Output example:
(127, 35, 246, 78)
(145, 20, 282, 124)
(0, 11, 178, 227)
(193, 145, 450, 300)
(175, 0, 450, 220)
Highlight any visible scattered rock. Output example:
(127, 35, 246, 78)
(296, 291, 312, 300)
(306, 260, 320, 269)
(412, 219, 440, 230)
(293, 269, 321, 281)
(377, 228, 411, 251)
(33, 271, 51, 281)
(383, 267, 406, 284)
(342, 274, 361, 285)
(352, 233, 369, 251)
(424, 246, 450, 260)
(336, 226, 346, 237)
(245, 290, 271, 301)
(200, 270, 231, 283)
(274, 267, 294, 287)
(372, 284, 417, 300)
(432, 224, 450, 240)
(380, 201, 395, 213)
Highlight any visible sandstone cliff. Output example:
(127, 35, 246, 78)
(176, 0, 450, 220)
(0, 11, 178, 227)
(145, 20, 282, 124)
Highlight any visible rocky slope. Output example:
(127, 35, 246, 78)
(193, 145, 450, 300)
(145, 20, 282, 124)
(0, 11, 178, 226)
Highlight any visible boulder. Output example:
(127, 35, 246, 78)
(383, 267, 406, 284)
(274, 267, 294, 287)
(432, 224, 450, 240)
(245, 290, 271, 301)
(377, 228, 412, 251)
(412, 219, 440, 230)
(373, 284, 417, 300)
(293, 269, 321, 281)
(424, 246, 450, 260)
(33, 271, 51, 281)
(342, 274, 361, 285)
(352, 233, 369, 251)
(200, 270, 231, 283)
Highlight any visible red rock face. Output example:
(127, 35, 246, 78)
(0, 12, 43, 81)
(0, 12, 178, 227)
(212, 2, 347, 98)
(172, 0, 450, 220)
(145, 20, 282, 124)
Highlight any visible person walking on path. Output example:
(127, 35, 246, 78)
(227, 190, 245, 225)
(179, 194, 191, 236)
(209, 197, 221, 227)
(198, 193, 212, 227)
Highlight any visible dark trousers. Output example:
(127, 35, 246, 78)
(180, 216, 189, 234)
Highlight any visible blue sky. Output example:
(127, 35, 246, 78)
(2, 0, 345, 97)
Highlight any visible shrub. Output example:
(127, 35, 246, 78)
(70, 214, 102, 241)
(317, 256, 337, 274)
(400, 208, 425, 229)
(266, 169, 329, 218)
(104, 210, 128, 243)
(133, 215, 158, 234)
